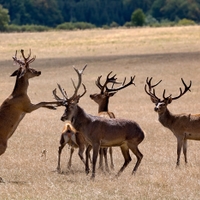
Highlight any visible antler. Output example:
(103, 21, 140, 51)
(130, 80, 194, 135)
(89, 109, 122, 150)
(169, 78, 192, 100)
(70, 65, 87, 100)
(95, 71, 135, 94)
(95, 71, 119, 94)
(145, 77, 192, 102)
(144, 77, 162, 102)
(12, 49, 36, 68)
(53, 65, 87, 105)
(105, 75, 135, 93)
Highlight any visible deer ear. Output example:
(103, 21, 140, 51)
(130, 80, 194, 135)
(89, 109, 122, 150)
(10, 69, 19, 77)
(167, 96, 172, 104)
(150, 96, 158, 104)
(108, 92, 117, 97)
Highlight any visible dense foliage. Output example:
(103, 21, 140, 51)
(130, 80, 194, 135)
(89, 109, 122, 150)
(0, 0, 199, 29)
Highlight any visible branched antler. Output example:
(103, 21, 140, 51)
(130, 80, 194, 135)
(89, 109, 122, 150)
(12, 49, 36, 68)
(96, 71, 135, 94)
(53, 65, 87, 105)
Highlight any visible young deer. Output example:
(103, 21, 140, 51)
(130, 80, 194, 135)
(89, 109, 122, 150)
(0, 49, 59, 182)
(90, 72, 135, 171)
(56, 121, 89, 172)
(53, 66, 145, 179)
(144, 77, 200, 167)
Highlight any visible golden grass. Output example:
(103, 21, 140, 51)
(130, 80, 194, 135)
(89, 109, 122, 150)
(0, 26, 200, 199)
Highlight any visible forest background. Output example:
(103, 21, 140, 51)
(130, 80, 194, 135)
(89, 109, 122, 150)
(0, 0, 200, 32)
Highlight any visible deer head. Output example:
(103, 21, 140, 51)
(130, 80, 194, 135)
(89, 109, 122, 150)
(53, 65, 87, 122)
(11, 49, 40, 79)
(145, 77, 192, 114)
(90, 71, 135, 108)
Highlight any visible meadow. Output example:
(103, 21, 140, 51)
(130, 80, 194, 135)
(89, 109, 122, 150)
(0, 26, 200, 199)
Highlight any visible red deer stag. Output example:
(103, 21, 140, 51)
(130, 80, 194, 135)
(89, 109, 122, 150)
(56, 121, 89, 172)
(53, 66, 145, 179)
(144, 77, 200, 167)
(90, 71, 135, 171)
(0, 49, 60, 182)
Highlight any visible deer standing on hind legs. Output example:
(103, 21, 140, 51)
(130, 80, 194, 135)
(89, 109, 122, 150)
(0, 49, 60, 182)
(144, 77, 200, 167)
(53, 66, 145, 180)
(90, 71, 135, 172)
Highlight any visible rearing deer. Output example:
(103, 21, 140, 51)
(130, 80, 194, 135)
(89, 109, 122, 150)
(144, 77, 200, 166)
(0, 49, 60, 181)
(90, 71, 135, 171)
(53, 66, 145, 179)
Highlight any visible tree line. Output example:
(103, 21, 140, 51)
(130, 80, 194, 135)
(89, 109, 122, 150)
(0, 0, 200, 30)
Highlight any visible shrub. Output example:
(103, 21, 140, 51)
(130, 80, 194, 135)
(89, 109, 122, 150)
(56, 22, 95, 30)
(177, 18, 196, 26)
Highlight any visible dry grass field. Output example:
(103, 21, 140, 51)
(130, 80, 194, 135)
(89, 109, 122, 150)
(0, 26, 200, 199)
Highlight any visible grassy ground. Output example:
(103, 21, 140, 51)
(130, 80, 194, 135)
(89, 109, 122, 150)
(0, 26, 200, 199)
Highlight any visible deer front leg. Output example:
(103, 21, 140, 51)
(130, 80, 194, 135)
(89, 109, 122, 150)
(176, 137, 184, 167)
(183, 138, 188, 164)
(78, 144, 86, 165)
(103, 148, 110, 172)
(85, 145, 92, 175)
(26, 101, 60, 112)
(109, 147, 114, 170)
(0, 141, 7, 156)
(91, 143, 100, 179)
(98, 148, 104, 171)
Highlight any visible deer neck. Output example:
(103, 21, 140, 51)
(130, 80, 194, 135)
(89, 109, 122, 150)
(11, 76, 29, 96)
(71, 105, 92, 133)
(158, 108, 176, 130)
(98, 98, 109, 113)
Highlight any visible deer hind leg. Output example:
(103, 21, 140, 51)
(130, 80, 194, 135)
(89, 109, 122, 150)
(68, 147, 74, 169)
(57, 135, 67, 172)
(117, 145, 132, 177)
(128, 144, 143, 174)
(109, 147, 114, 170)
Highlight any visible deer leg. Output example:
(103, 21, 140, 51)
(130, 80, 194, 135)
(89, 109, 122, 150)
(117, 145, 131, 177)
(68, 147, 74, 169)
(129, 145, 143, 174)
(98, 148, 104, 171)
(176, 137, 184, 167)
(0, 142, 7, 156)
(183, 138, 187, 164)
(78, 144, 86, 166)
(0, 142, 7, 183)
(109, 147, 114, 170)
(91, 143, 100, 179)
(103, 148, 110, 172)
(26, 101, 60, 112)
(57, 135, 67, 172)
(85, 145, 92, 175)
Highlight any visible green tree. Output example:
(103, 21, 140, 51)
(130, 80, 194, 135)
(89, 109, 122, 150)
(0, 5, 10, 31)
(131, 8, 145, 26)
